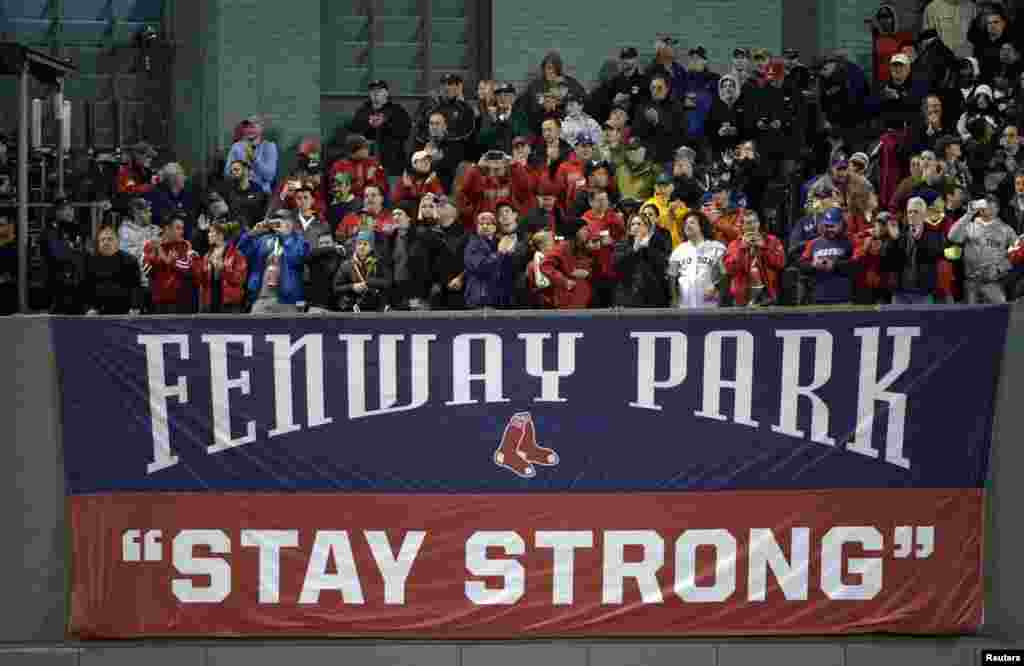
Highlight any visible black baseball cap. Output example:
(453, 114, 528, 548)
(495, 82, 515, 95)
(441, 73, 463, 84)
(367, 79, 388, 90)
(620, 47, 639, 59)
(689, 45, 708, 59)
(733, 47, 751, 58)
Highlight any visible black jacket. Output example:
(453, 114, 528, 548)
(79, 251, 141, 314)
(880, 227, 944, 294)
(631, 97, 684, 164)
(706, 96, 747, 157)
(41, 221, 87, 314)
(218, 181, 269, 230)
(305, 245, 347, 309)
(333, 253, 392, 311)
(350, 100, 413, 177)
(389, 223, 443, 303)
(612, 237, 670, 307)
(586, 69, 650, 121)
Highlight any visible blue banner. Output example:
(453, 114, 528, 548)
(53, 307, 1009, 494)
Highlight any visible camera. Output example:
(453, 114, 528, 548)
(483, 150, 508, 161)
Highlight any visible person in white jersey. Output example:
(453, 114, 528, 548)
(668, 210, 727, 308)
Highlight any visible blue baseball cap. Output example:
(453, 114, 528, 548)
(822, 207, 844, 227)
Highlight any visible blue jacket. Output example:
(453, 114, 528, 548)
(463, 235, 515, 308)
(236, 230, 310, 305)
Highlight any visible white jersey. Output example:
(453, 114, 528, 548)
(669, 240, 726, 308)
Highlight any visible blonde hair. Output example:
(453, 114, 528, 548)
(530, 230, 554, 251)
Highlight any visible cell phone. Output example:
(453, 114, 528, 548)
(483, 150, 507, 161)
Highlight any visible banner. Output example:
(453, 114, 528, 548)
(54, 307, 1009, 638)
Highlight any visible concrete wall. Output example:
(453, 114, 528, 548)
(1, 304, 1023, 658)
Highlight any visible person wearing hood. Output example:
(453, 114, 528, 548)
(334, 229, 391, 312)
(349, 80, 412, 181)
(631, 74, 685, 165)
(613, 213, 670, 307)
(924, 0, 978, 58)
(948, 194, 1016, 302)
(587, 47, 651, 122)
(706, 74, 747, 158)
(616, 137, 659, 201)
(872, 4, 916, 83)
(957, 84, 1001, 141)
(969, 5, 1022, 86)
(800, 206, 856, 304)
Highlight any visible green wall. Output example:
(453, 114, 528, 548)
(492, 0, 784, 91)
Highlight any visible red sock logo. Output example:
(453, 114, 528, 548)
(493, 412, 559, 478)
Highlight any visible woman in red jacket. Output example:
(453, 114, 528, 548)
(194, 222, 249, 313)
(724, 210, 786, 306)
(142, 217, 196, 314)
(392, 150, 446, 203)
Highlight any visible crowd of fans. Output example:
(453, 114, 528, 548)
(4, 0, 1024, 316)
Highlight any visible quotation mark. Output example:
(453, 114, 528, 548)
(122, 529, 164, 562)
(892, 526, 934, 559)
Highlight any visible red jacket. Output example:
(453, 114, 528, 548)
(852, 230, 892, 291)
(556, 158, 587, 213)
(328, 158, 387, 198)
(582, 211, 626, 281)
(538, 241, 593, 309)
(116, 164, 156, 195)
(339, 210, 393, 239)
(458, 164, 534, 228)
(143, 239, 194, 305)
(724, 234, 785, 305)
(392, 172, 445, 206)
(194, 245, 248, 308)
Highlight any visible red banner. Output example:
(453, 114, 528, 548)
(68, 489, 983, 638)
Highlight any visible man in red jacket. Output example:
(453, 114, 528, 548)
(458, 151, 533, 229)
(142, 217, 196, 314)
(328, 135, 387, 199)
(724, 210, 785, 306)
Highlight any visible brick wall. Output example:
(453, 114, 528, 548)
(492, 0, 783, 93)
(217, 0, 320, 177)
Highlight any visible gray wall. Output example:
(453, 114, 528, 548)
(1, 306, 1022, 661)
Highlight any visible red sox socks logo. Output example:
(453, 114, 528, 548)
(493, 412, 559, 478)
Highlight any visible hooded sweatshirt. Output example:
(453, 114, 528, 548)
(707, 74, 746, 155)
(947, 210, 1016, 280)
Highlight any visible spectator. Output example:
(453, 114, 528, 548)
(142, 217, 195, 314)
(969, 5, 1020, 86)
(0, 211, 14, 314)
(632, 75, 684, 165)
(327, 172, 363, 231)
(77, 225, 141, 315)
(643, 173, 688, 247)
(557, 135, 597, 211)
(517, 51, 588, 131)
(478, 82, 530, 155)
(334, 229, 391, 312)
(613, 213, 670, 307)
(936, 134, 971, 189)
(872, 5, 915, 83)
(295, 186, 330, 248)
(329, 134, 388, 200)
(911, 28, 958, 97)
(800, 207, 856, 305)
(464, 211, 517, 308)
(879, 53, 920, 131)
(1004, 169, 1024, 232)
(617, 138, 658, 201)
(415, 74, 476, 155)
(339, 184, 391, 238)
(957, 85, 1000, 141)
(948, 195, 1016, 302)
(561, 94, 603, 148)
(41, 198, 87, 314)
(193, 222, 248, 314)
(192, 191, 232, 257)
(433, 199, 469, 309)
(668, 210, 727, 308)
(305, 229, 347, 314)
(237, 210, 311, 314)
(569, 159, 619, 218)
(728, 48, 754, 89)
(414, 111, 465, 194)
(645, 36, 688, 101)
(393, 150, 445, 205)
(118, 198, 162, 305)
(707, 74, 746, 158)
(923, 0, 977, 58)
(881, 196, 946, 304)
(224, 118, 279, 194)
(146, 163, 197, 236)
(116, 142, 158, 197)
(725, 209, 786, 306)
(349, 79, 412, 184)
(389, 199, 442, 310)
(588, 47, 650, 122)
(220, 160, 269, 230)
(539, 226, 595, 309)
(496, 200, 533, 307)
(459, 151, 533, 228)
